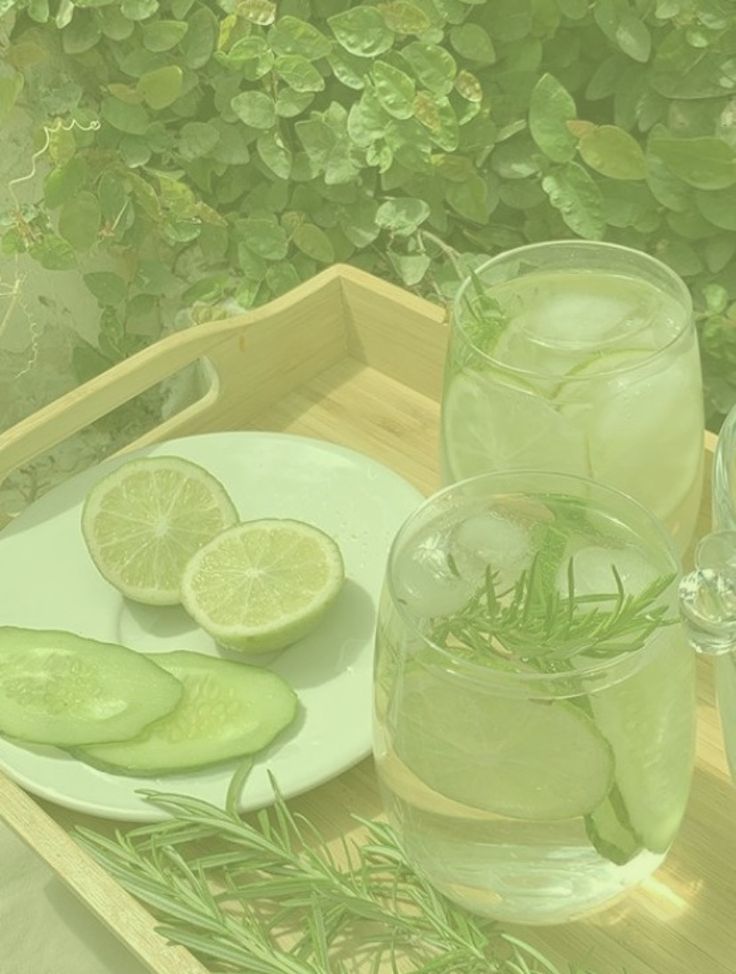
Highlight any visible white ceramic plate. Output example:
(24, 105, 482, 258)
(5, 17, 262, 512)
(0, 432, 424, 821)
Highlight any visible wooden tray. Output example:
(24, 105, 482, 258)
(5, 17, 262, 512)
(0, 264, 733, 974)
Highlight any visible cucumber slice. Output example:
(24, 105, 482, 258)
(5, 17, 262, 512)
(589, 633, 696, 854)
(585, 789, 643, 866)
(73, 651, 298, 775)
(0, 628, 182, 746)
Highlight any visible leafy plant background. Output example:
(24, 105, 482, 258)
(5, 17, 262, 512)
(1, 0, 736, 518)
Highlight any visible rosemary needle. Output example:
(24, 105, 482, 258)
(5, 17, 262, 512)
(76, 769, 598, 974)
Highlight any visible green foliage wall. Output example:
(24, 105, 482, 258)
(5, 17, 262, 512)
(1, 0, 736, 427)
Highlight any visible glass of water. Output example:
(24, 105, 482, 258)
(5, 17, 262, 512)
(373, 471, 696, 925)
(440, 241, 704, 553)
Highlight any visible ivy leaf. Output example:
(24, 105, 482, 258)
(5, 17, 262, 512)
(237, 0, 276, 26)
(373, 61, 415, 120)
(141, 20, 188, 52)
(29, 235, 77, 270)
(268, 15, 331, 59)
(529, 73, 577, 163)
(295, 117, 336, 166)
(59, 191, 101, 251)
(99, 6, 135, 39)
(339, 199, 379, 247)
(651, 136, 736, 190)
(240, 218, 289, 259)
(292, 222, 335, 263)
(328, 49, 370, 89)
(137, 65, 183, 109)
(120, 0, 159, 21)
(348, 91, 390, 146)
(98, 172, 128, 224)
(210, 121, 252, 164)
(275, 89, 314, 118)
(265, 262, 300, 296)
(375, 197, 430, 235)
(257, 131, 293, 178)
(696, 186, 736, 231)
(44, 157, 87, 208)
(388, 250, 430, 285)
(378, 2, 430, 35)
(445, 174, 490, 223)
(180, 6, 217, 68)
(102, 96, 150, 134)
(231, 91, 276, 128)
(61, 11, 101, 53)
(178, 121, 220, 160)
(401, 42, 456, 94)
(84, 271, 128, 306)
(615, 12, 651, 63)
(579, 125, 647, 181)
(275, 54, 326, 92)
(328, 7, 395, 57)
(542, 162, 605, 239)
(448, 24, 495, 66)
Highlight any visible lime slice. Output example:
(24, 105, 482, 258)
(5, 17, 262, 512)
(589, 631, 696, 853)
(441, 370, 589, 483)
(82, 456, 238, 605)
(180, 519, 345, 653)
(393, 666, 614, 820)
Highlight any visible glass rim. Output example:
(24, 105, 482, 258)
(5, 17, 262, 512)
(385, 469, 682, 690)
(453, 240, 695, 383)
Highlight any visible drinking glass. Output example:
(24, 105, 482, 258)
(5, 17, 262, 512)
(440, 241, 704, 553)
(373, 471, 696, 925)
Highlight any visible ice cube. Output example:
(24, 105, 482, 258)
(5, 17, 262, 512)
(450, 513, 532, 589)
(394, 531, 476, 618)
(559, 545, 659, 603)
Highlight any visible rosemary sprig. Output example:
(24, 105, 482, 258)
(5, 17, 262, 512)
(75, 769, 600, 974)
(429, 555, 676, 666)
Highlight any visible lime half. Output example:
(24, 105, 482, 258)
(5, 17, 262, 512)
(394, 667, 614, 821)
(442, 370, 589, 482)
(82, 456, 238, 605)
(180, 519, 345, 653)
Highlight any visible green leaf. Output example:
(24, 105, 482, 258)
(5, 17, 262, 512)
(100, 6, 135, 39)
(373, 61, 415, 119)
(237, 243, 267, 280)
(295, 118, 336, 166)
(84, 271, 127, 306)
(481, 0, 533, 41)
(210, 121, 253, 164)
(0, 71, 23, 121)
(240, 218, 289, 259)
(542, 162, 605, 239)
(328, 7, 395, 57)
(375, 196, 430, 235)
(237, 0, 276, 25)
(98, 172, 129, 224)
(141, 19, 188, 52)
(696, 186, 736, 231)
(120, 0, 158, 20)
(137, 65, 183, 109)
(180, 6, 217, 68)
(292, 222, 335, 262)
(231, 91, 277, 128)
(44, 157, 87, 208)
(73, 343, 113, 384)
(265, 262, 300, 296)
(328, 49, 371, 89)
(401, 42, 456, 94)
(654, 237, 704, 277)
(651, 136, 736, 190)
(348, 91, 390, 146)
(449, 24, 495, 66)
(61, 10, 102, 53)
(615, 12, 651, 63)
(59, 191, 101, 251)
(339, 199, 379, 246)
(651, 32, 729, 100)
(528, 73, 577, 163)
(388, 250, 430, 285)
(276, 88, 314, 117)
(275, 54, 326, 92)
(557, 0, 588, 17)
(579, 125, 647, 181)
(29, 235, 77, 270)
(102, 96, 150, 134)
(257, 131, 293, 178)
(378, 1, 430, 35)
(179, 121, 220, 160)
(445, 174, 490, 222)
(171, 0, 195, 16)
(269, 15, 332, 59)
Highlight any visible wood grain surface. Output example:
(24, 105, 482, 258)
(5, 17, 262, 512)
(0, 265, 733, 974)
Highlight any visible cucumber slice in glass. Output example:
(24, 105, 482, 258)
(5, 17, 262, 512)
(0, 628, 182, 746)
(73, 651, 298, 775)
